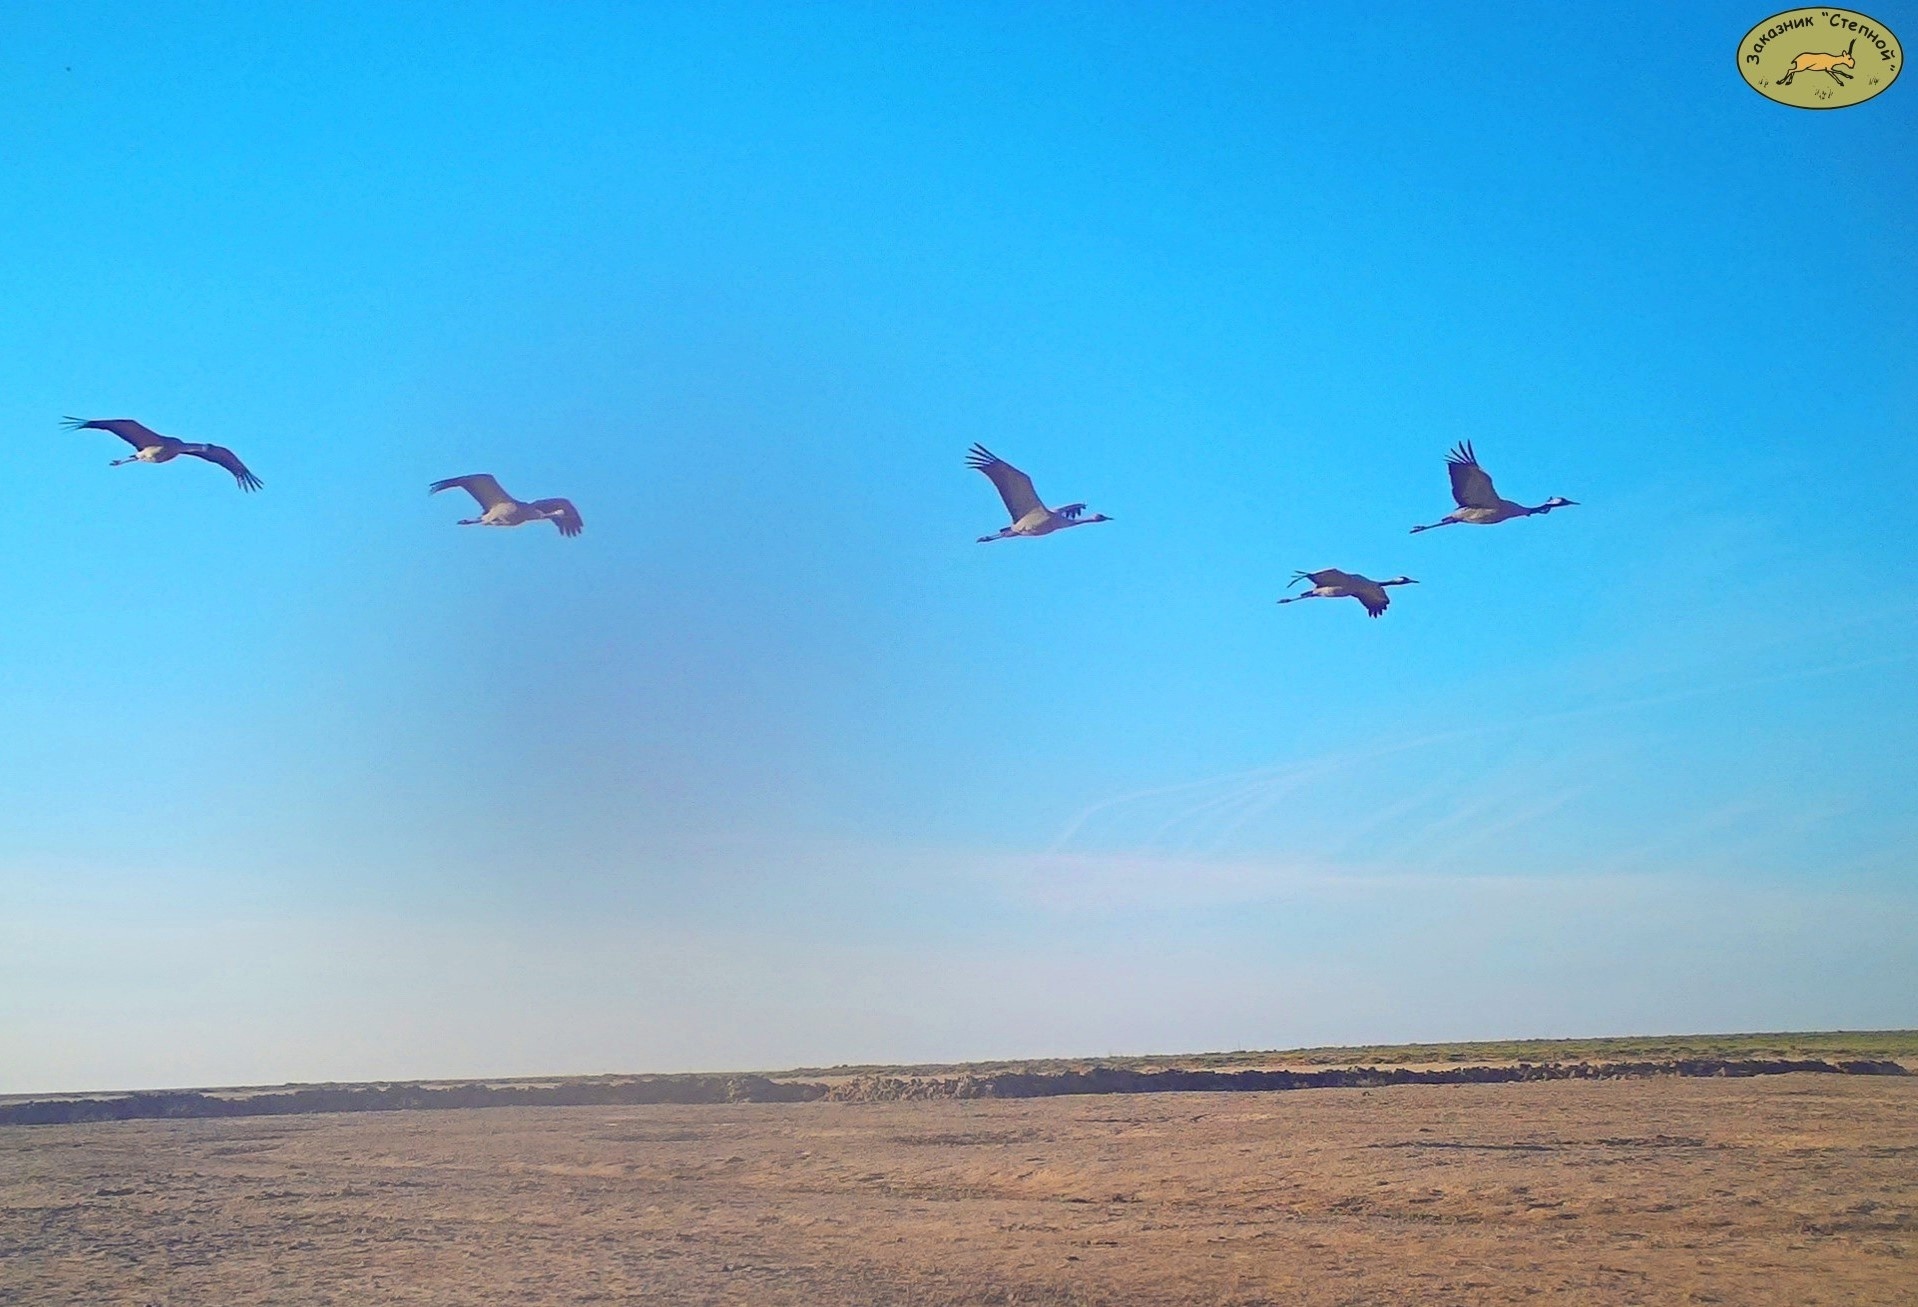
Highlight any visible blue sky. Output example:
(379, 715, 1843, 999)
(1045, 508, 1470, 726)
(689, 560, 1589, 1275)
(2, 2, 1913, 1092)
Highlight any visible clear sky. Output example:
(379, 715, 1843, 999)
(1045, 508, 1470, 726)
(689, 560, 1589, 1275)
(2, 2, 1913, 1093)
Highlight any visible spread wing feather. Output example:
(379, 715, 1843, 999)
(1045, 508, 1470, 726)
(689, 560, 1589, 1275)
(1445, 441, 1501, 509)
(530, 498, 583, 537)
(182, 443, 263, 492)
(64, 416, 166, 450)
(966, 444, 1045, 523)
(430, 474, 514, 510)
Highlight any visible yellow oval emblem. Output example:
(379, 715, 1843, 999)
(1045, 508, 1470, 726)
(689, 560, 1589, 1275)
(1739, 8, 1902, 108)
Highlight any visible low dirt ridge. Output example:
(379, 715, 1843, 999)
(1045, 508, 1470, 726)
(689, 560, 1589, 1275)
(4, 1055, 1906, 1125)
(819, 1057, 1907, 1103)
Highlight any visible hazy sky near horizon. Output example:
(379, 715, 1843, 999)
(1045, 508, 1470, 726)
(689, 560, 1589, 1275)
(3, 2, 1914, 1092)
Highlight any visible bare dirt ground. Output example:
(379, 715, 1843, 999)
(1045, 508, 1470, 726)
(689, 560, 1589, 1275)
(2, 1074, 1913, 1305)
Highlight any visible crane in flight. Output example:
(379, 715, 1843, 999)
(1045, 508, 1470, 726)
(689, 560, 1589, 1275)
(1410, 441, 1574, 533)
(63, 417, 262, 492)
(430, 474, 583, 536)
(1277, 569, 1417, 618)
(967, 444, 1111, 543)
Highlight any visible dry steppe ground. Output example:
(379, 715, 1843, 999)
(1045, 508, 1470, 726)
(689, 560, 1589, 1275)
(3, 1074, 1914, 1305)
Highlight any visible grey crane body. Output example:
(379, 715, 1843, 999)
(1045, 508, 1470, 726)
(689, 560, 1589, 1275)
(1277, 569, 1418, 618)
(431, 474, 583, 536)
(1411, 441, 1573, 533)
(64, 417, 262, 492)
(967, 444, 1111, 542)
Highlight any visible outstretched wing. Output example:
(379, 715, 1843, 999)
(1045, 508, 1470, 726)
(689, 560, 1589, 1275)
(1445, 441, 1500, 509)
(530, 498, 583, 537)
(966, 444, 1045, 523)
(1054, 502, 1087, 520)
(181, 443, 263, 492)
(1356, 586, 1390, 618)
(430, 474, 513, 510)
(64, 416, 165, 450)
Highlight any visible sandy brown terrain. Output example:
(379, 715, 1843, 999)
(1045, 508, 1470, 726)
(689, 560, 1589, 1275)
(2, 1074, 1913, 1305)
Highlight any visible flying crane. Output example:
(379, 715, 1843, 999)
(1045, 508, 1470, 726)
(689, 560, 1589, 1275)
(1410, 441, 1574, 534)
(430, 474, 583, 536)
(64, 417, 262, 492)
(967, 444, 1112, 543)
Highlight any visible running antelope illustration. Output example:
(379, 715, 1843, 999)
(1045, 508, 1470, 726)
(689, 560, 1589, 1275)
(1777, 37, 1856, 86)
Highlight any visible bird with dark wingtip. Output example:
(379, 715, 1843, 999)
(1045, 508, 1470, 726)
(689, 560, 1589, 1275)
(64, 417, 262, 492)
(966, 444, 1111, 543)
(1410, 441, 1574, 534)
(430, 474, 583, 537)
(1277, 569, 1418, 618)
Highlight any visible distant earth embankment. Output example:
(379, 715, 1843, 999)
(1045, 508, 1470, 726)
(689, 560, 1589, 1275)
(6, 1030, 1911, 1127)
